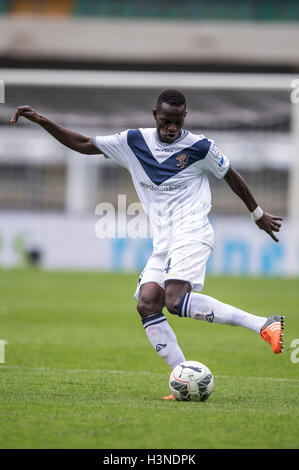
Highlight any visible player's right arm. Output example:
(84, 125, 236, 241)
(11, 105, 101, 155)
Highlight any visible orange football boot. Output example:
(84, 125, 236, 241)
(162, 394, 176, 400)
(260, 315, 285, 354)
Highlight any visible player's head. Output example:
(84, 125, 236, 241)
(153, 89, 187, 144)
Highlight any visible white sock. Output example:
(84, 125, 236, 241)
(142, 313, 186, 369)
(178, 292, 266, 333)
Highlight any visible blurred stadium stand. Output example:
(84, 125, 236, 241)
(1, 0, 299, 72)
(0, 0, 299, 20)
(0, 72, 292, 216)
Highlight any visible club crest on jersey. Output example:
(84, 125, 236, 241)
(176, 153, 189, 169)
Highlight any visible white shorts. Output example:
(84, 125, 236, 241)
(134, 241, 212, 301)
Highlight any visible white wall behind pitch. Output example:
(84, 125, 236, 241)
(0, 211, 295, 278)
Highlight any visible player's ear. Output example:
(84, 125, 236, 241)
(152, 108, 157, 120)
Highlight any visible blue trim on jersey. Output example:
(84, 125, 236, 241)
(127, 129, 211, 186)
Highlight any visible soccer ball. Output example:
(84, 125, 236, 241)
(169, 360, 214, 402)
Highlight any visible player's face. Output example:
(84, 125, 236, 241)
(153, 103, 186, 144)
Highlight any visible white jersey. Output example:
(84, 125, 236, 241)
(93, 128, 230, 253)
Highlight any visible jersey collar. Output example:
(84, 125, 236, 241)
(154, 129, 188, 147)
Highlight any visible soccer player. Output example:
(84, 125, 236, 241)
(11, 90, 284, 399)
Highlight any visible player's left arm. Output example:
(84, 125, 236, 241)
(224, 166, 283, 242)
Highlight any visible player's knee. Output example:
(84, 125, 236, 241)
(137, 282, 165, 318)
(137, 296, 162, 318)
(165, 281, 191, 316)
(164, 294, 180, 315)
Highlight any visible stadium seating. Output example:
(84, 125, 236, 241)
(0, 0, 299, 20)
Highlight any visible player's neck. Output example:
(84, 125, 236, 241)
(155, 129, 187, 146)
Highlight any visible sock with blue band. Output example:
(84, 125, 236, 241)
(142, 313, 185, 369)
(178, 292, 265, 333)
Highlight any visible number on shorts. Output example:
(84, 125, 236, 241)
(164, 258, 172, 274)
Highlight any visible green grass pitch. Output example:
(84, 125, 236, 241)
(0, 268, 299, 449)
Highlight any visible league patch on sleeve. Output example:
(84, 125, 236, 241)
(210, 142, 228, 167)
(211, 142, 220, 155)
(210, 142, 221, 160)
(219, 155, 225, 167)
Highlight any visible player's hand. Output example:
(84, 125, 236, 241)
(11, 105, 41, 124)
(255, 212, 283, 242)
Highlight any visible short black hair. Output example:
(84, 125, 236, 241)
(156, 89, 186, 109)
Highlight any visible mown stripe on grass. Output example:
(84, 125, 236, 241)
(1, 365, 298, 383)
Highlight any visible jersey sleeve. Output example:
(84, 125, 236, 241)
(93, 131, 129, 169)
(201, 139, 230, 179)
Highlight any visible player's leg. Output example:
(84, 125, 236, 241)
(170, 287, 267, 333)
(175, 289, 284, 354)
(136, 281, 186, 370)
(164, 242, 265, 332)
(164, 279, 191, 316)
(163, 242, 284, 353)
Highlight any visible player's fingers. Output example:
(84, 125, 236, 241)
(11, 110, 25, 123)
(11, 110, 21, 123)
(272, 216, 283, 221)
(256, 219, 280, 241)
(269, 230, 279, 242)
(11, 106, 32, 123)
